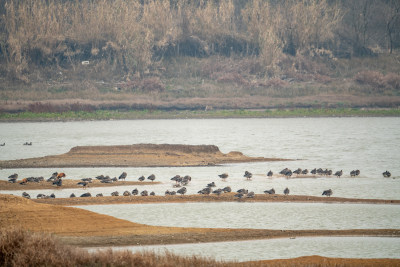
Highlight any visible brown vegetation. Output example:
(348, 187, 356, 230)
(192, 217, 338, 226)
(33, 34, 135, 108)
(0, 0, 399, 110)
(0, 144, 290, 168)
(2, 229, 399, 267)
(1, 194, 399, 248)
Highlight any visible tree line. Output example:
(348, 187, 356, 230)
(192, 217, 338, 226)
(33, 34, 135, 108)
(0, 0, 399, 82)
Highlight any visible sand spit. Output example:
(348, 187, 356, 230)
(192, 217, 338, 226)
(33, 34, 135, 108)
(1, 195, 399, 248)
(32, 193, 400, 206)
(0, 179, 159, 190)
(0, 144, 290, 168)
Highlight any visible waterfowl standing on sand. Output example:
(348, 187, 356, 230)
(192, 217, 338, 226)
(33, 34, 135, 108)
(177, 187, 187, 196)
(264, 188, 275, 194)
(80, 192, 92, 197)
(50, 193, 56, 198)
(237, 188, 248, 194)
(181, 175, 192, 185)
(77, 181, 88, 188)
(247, 191, 255, 198)
(141, 190, 148, 196)
(311, 168, 317, 175)
(118, 172, 127, 180)
(19, 178, 28, 185)
(284, 187, 290, 195)
(111, 191, 119, 196)
(150, 191, 155, 196)
(207, 182, 216, 188)
(322, 189, 333, 197)
(350, 170, 360, 177)
(171, 175, 181, 184)
(22, 192, 30, 199)
(222, 186, 232, 193)
(8, 173, 18, 180)
(293, 168, 302, 175)
(383, 170, 391, 178)
(53, 178, 62, 187)
(334, 170, 343, 178)
(147, 174, 156, 182)
(301, 169, 309, 175)
(138, 176, 145, 182)
(244, 171, 253, 180)
(234, 193, 244, 199)
(96, 193, 103, 197)
(70, 193, 76, 198)
(198, 187, 212, 195)
(56, 172, 66, 179)
(284, 170, 292, 178)
(37, 193, 46, 199)
(123, 191, 131, 196)
(267, 170, 273, 178)
(212, 188, 223, 196)
(218, 173, 228, 181)
(132, 188, 139, 195)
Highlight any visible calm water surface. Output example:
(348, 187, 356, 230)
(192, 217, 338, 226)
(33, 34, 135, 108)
(78, 202, 400, 230)
(1, 118, 399, 260)
(1, 118, 399, 199)
(88, 237, 400, 261)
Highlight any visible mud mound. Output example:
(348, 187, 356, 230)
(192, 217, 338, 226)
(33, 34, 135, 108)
(68, 144, 221, 154)
(0, 144, 290, 168)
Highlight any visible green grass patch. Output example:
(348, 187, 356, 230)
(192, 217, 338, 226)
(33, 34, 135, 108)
(0, 108, 399, 122)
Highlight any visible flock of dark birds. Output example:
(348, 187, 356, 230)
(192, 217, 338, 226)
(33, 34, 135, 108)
(6, 168, 393, 200)
(0, 142, 32, 146)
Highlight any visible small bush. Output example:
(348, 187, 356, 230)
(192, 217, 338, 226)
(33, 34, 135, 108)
(354, 71, 400, 91)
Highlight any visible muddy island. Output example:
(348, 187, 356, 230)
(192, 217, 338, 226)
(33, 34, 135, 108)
(0, 144, 290, 168)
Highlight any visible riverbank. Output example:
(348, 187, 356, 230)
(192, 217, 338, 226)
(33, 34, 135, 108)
(1, 107, 400, 122)
(31, 193, 400, 206)
(1, 195, 399, 248)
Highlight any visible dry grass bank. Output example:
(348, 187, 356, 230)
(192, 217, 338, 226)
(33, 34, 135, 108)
(1, 229, 399, 267)
(1, 194, 399, 248)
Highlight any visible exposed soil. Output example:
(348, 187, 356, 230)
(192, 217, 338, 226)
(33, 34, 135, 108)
(0, 144, 290, 168)
(0, 179, 159, 190)
(31, 193, 400, 206)
(246, 256, 400, 267)
(1, 195, 399, 249)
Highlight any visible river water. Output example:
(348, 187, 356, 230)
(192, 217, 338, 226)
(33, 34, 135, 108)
(1, 117, 399, 260)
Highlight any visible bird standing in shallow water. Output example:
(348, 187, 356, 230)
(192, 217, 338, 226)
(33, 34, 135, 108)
(334, 170, 343, 178)
(218, 173, 228, 181)
(244, 171, 252, 180)
(322, 189, 333, 197)
(118, 172, 127, 180)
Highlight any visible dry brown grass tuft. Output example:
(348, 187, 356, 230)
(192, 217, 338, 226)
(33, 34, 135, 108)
(1, 229, 399, 267)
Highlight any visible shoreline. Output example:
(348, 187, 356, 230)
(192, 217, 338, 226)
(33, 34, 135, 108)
(1, 107, 400, 122)
(32, 193, 400, 206)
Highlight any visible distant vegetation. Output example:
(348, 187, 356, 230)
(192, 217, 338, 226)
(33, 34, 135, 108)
(1, 108, 399, 121)
(0, 0, 399, 109)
